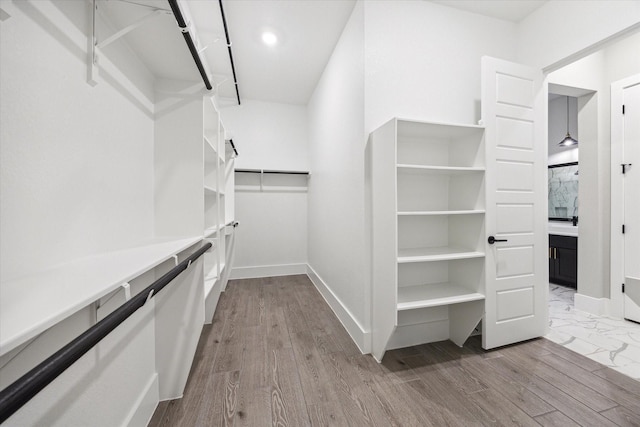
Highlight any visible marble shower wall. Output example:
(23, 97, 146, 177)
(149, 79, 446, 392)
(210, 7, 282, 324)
(548, 164, 579, 219)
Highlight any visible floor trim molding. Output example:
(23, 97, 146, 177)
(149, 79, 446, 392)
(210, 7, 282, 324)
(574, 292, 611, 317)
(306, 265, 371, 354)
(230, 263, 307, 279)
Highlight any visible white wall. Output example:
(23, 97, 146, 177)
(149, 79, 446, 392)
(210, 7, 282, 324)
(548, 96, 579, 165)
(307, 1, 367, 340)
(364, 0, 518, 132)
(0, 0, 155, 283)
(220, 100, 308, 276)
(517, 0, 640, 71)
(221, 100, 309, 171)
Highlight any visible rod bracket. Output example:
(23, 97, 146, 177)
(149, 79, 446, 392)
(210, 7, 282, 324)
(121, 282, 131, 301)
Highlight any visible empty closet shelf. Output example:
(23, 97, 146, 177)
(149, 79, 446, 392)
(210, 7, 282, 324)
(397, 210, 485, 216)
(397, 283, 485, 310)
(204, 186, 224, 195)
(396, 165, 485, 175)
(204, 277, 217, 298)
(204, 224, 226, 237)
(0, 236, 203, 357)
(397, 247, 485, 263)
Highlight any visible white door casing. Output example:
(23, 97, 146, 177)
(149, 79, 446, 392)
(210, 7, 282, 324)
(624, 83, 640, 322)
(482, 56, 548, 349)
(611, 74, 640, 321)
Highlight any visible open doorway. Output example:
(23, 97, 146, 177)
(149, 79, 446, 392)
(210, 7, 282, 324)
(543, 30, 640, 380)
(546, 85, 596, 305)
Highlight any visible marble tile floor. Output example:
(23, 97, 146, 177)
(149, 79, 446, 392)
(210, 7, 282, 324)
(547, 283, 640, 380)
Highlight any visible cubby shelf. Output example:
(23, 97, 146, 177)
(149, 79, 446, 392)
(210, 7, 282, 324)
(397, 247, 485, 263)
(204, 185, 219, 195)
(397, 164, 485, 174)
(397, 210, 485, 216)
(397, 283, 485, 310)
(204, 136, 218, 157)
(204, 278, 217, 298)
(204, 224, 227, 238)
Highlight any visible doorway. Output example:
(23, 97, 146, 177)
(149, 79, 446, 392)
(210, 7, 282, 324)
(547, 84, 597, 312)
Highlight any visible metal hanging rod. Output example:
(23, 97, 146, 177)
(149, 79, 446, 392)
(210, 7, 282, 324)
(218, 0, 241, 105)
(167, 0, 213, 90)
(0, 242, 212, 424)
(228, 139, 238, 157)
(236, 169, 310, 175)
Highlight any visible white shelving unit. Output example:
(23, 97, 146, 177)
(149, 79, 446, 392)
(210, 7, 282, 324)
(0, 1, 237, 424)
(367, 118, 486, 362)
(202, 97, 236, 323)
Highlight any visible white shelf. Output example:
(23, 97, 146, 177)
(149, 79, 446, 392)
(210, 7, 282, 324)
(397, 283, 485, 310)
(397, 247, 485, 263)
(204, 278, 217, 298)
(0, 236, 203, 356)
(204, 262, 218, 281)
(204, 185, 220, 195)
(397, 164, 485, 175)
(204, 224, 226, 238)
(398, 210, 485, 216)
(397, 119, 484, 139)
(204, 136, 218, 161)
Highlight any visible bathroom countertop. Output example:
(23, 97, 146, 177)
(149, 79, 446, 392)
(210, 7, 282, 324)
(548, 222, 578, 237)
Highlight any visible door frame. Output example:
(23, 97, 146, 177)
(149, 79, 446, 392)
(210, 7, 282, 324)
(611, 73, 640, 319)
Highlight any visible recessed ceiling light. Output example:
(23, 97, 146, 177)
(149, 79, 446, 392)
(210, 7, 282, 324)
(261, 31, 278, 46)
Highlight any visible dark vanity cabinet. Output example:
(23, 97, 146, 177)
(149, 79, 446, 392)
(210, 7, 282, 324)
(549, 234, 577, 288)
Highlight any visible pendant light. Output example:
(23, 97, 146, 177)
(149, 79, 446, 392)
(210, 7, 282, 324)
(558, 96, 578, 146)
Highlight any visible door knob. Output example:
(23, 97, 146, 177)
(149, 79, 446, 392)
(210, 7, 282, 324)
(488, 236, 508, 244)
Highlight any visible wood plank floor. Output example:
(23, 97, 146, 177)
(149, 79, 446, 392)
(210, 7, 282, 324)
(149, 275, 640, 426)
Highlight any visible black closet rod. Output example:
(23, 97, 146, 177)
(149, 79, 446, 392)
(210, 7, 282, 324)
(0, 242, 212, 424)
(236, 169, 309, 175)
(228, 139, 238, 156)
(167, 0, 213, 90)
(218, 0, 241, 105)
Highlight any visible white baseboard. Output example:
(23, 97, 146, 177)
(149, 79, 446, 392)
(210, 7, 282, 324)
(306, 265, 371, 354)
(125, 373, 159, 427)
(575, 292, 611, 317)
(229, 263, 307, 279)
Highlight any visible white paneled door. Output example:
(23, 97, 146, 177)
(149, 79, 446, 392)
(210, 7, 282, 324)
(623, 81, 640, 323)
(482, 57, 548, 349)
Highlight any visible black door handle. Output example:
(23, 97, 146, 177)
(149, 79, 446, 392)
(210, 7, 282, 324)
(488, 236, 508, 244)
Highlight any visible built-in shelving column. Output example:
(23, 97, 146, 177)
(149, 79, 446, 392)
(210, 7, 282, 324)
(202, 97, 236, 321)
(368, 118, 486, 362)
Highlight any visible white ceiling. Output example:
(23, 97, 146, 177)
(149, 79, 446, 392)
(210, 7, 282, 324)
(188, 0, 357, 106)
(430, 0, 547, 23)
(102, 0, 549, 106)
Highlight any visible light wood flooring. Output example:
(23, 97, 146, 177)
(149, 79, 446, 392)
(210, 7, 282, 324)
(149, 275, 640, 426)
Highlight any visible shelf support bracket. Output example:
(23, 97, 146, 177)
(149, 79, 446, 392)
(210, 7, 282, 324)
(260, 169, 264, 192)
(89, 0, 170, 86)
(97, 9, 170, 49)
